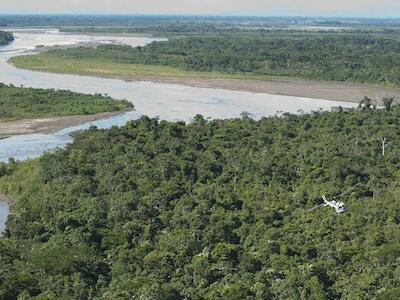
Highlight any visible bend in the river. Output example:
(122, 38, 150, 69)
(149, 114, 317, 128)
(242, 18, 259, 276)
(0, 28, 358, 231)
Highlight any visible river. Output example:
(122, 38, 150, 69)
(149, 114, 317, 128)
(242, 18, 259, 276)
(0, 28, 357, 232)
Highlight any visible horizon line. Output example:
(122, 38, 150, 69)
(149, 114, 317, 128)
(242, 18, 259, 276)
(1, 13, 400, 19)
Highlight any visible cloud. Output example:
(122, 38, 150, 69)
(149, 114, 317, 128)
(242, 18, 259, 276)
(0, 0, 399, 16)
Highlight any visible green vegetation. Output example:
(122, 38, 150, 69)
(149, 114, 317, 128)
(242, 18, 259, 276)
(10, 53, 243, 79)
(0, 31, 13, 46)
(1, 102, 400, 299)
(13, 34, 400, 86)
(10, 52, 283, 82)
(0, 84, 133, 121)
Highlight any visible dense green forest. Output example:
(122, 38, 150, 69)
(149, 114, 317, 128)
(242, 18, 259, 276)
(40, 34, 400, 86)
(0, 84, 133, 121)
(0, 101, 400, 299)
(0, 31, 13, 46)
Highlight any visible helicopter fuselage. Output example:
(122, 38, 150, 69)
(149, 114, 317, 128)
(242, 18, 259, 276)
(322, 195, 346, 213)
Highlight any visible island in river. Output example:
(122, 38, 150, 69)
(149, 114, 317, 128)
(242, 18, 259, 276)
(0, 84, 133, 137)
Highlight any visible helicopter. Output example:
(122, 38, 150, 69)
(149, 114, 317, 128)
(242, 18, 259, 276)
(308, 183, 361, 214)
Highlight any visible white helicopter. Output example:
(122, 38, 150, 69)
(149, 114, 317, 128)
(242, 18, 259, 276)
(308, 183, 361, 214)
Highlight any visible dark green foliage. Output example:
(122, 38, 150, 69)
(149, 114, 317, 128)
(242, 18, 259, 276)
(53, 34, 400, 86)
(383, 97, 394, 112)
(1, 104, 400, 299)
(0, 31, 13, 45)
(0, 84, 133, 121)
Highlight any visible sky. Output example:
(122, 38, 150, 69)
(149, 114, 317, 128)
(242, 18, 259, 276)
(1, 0, 400, 17)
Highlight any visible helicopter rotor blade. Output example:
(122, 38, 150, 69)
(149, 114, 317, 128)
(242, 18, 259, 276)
(332, 183, 361, 200)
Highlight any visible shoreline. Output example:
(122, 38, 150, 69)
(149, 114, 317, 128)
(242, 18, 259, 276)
(0, 110, 129, 138)
(0, 193, 12, 206)
(121, 75, 400, 104)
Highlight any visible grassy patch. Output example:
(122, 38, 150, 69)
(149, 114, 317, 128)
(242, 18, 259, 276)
(0, 159, 40, 204)
(10, 53, 288, 81)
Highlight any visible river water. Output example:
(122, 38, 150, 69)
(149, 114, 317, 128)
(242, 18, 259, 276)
(0, 29, 357, 231)
(0, 201, 8, 232)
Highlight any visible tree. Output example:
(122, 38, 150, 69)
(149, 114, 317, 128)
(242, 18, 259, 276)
(383, 97, 394, 112)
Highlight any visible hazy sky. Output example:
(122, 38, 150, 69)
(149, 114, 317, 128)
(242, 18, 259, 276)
(1, 0, 400, 17)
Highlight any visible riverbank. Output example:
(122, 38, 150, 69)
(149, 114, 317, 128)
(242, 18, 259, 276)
(0, 193, 12, 206)
(122, 75, 400, 104)
(0, 110, 127, 138)
(10, 53, 400, 103)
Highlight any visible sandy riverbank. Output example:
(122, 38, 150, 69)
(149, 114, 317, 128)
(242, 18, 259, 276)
(120, 75, 400, 104)
(0, 193, 12, 206)
(0, 110, 127, 138)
